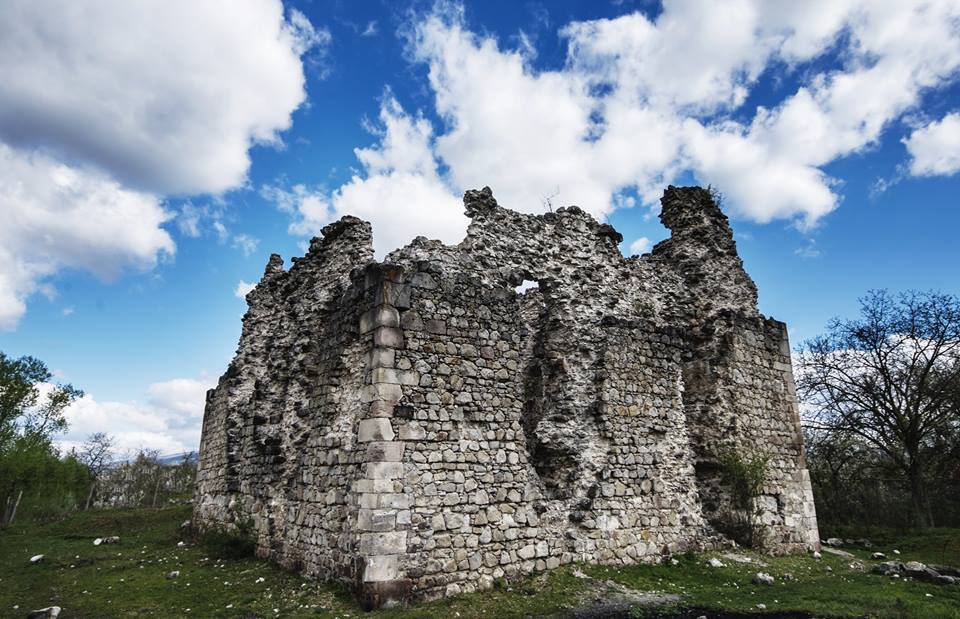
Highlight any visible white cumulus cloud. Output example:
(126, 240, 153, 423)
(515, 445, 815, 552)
(264, 94, 467, 256)
(57, 376, 216, 456)
(0, 0, 327, 195)
(0, 0, 327, 328)
(274, 1, 960, 251)
(0, 145, 174, 330)
(629, 237, 652, 255)
(904, 112, 960, 177)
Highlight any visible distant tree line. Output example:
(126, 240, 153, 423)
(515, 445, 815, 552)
(94, 449, 197, 509)
(0, 352, 196, 526)
(798, 290, 960, 532)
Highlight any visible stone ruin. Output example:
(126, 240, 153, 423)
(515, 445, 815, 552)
(194, 185, 820, 608)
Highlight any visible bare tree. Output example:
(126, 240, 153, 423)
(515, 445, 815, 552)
(79, 432, 115, 510)
(541, 186, 559, 213)
(797, 289, 960, 528)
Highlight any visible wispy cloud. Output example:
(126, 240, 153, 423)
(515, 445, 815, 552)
(234, 280, 256, 299)
(629, 237, 651, 255)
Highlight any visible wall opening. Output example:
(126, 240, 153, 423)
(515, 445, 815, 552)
(515, 279, 538, 294)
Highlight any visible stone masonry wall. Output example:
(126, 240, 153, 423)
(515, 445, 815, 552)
(194, 185, 820, 608)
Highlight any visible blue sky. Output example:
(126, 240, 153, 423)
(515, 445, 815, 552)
(1, 0, 959, 454)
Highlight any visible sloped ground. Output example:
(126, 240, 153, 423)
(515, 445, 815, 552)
(1, 506, 958, 618)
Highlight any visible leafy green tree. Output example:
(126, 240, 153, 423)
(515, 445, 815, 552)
(0, 352, 81, 449)
(0, 352, 84, 525)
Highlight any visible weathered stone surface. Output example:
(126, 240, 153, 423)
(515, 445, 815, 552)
(194, 186, 820, 608)
(363, 555, 399, 582)
(358, 418, 395, 442)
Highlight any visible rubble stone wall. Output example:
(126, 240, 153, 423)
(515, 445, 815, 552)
(194, 185, 819, 608)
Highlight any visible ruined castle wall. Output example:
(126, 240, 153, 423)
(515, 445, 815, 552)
(195, 218, 376, 582)
(681, 315, 819, 551)
(362, 264, 716, 601)
(195, 185, 820, 608)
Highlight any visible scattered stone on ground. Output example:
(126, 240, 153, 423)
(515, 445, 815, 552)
(930, 564, 960, 577)
(708, 558, 725, 568)
(29, 555, 43, 563)
(752, 572, 775, 585)
(167, 570, 180, 579)
(821, 547, 855, 559)
(26, 607, 61, 618)
(811, 551, 822, 560)
(823, 538, 844, 547)
(721, 552, 766, 566)
(871, 552, 886, 560)
(871, 560, 960, 585)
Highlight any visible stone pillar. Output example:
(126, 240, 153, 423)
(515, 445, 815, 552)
(771, 320, 821, 550)
(354, 265, 413, 609)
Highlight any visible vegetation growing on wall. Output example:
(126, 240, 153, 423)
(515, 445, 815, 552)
(717, 448, 771, 548)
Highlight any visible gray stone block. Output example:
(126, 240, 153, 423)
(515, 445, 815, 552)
(360, 531, 407, 555)
(358, 418, 395, 442)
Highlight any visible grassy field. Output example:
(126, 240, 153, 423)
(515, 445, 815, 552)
(1, 506, 958, 618)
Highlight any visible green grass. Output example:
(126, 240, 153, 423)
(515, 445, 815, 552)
(0, 506, 958, 618)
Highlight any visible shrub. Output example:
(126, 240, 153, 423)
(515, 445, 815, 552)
(718, 449, 770, 510)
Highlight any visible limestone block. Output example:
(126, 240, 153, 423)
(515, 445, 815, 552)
(358, 418, 395, 442)
(363, 555, 400, 582)
(361, 306, 400, 334)
(360, 531, 408, 556)
(398, 423, 426, 441)
(368, 401, 395, 418)
(374, 281, 411, 308)
(401, 311, 424, 330)
(444, 512, 467, 530)
(369, 347, 396, 369)
(378, 493, 412, 509)
(373, 326, 404, 348)
(366, 441, 405, 462)
(397, 370, 420, 385)
(361, 383, 403, 403)
(358, 509, 397, 532)
(366, 461, 403, 480)
(371, 368, 400, 384)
